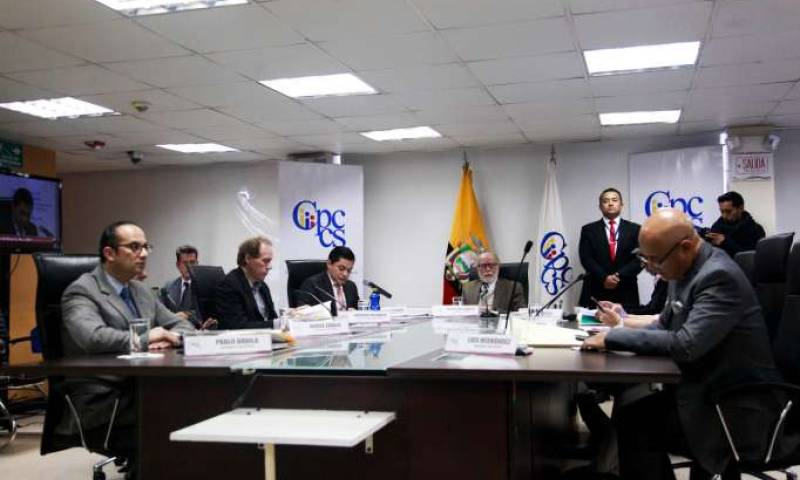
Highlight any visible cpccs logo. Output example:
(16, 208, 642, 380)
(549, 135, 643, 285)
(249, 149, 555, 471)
(645, 190, 704, 224)
(539, 231, 572, 296)
(292, 200, 347, 247)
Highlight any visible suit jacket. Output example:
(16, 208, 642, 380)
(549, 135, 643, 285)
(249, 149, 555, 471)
(297, 271, 359, 310)
(606, 242, 778, 474)
(215, 267, 277, 329)
(0, 216, 38, 236)
(159, 277, 200, 327)
(59, 265, 195, 434)
(578, 218, 642, 307)
(462, 278, 526, 313)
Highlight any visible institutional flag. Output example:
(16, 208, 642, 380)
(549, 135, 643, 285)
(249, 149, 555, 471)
(532, 147, 573, 307)
(443, 162, 490, 303)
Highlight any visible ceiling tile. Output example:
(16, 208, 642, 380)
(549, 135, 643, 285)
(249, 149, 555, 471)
(589, 69, 694, 96)
(301, 94, 408, 118)
(145, 109, 244, 130)
(318, 32, 459, 70)
(0, 77, 57, 103)
(105, 55, 244, 88)
(573, 2, 711, 49)
(440, 18, 574, 62)
(111, 130, 210, 147)
(413, 0, 563, 29)
(20, 19, 189, 63)
(358, 64, 481, 93)
(168, 81, 290, 108)
(265, 0, 428, 41)
(414, 105, 510, 124)
(517, 114, 600, 133)
(568, 0, 706, 14)
(226, 136, 309, 150)
(694, 61, 800, 88)
(219, 102, 322, 124)
(594, 91, 688, 112)
(0, 119, 94, 137)
(0, 32, 84, 72)
(138, 4, 303, 53)
(8, 65, 149, 95)
(468, 52, 584, 85)
(207, 44, 347, 81)
(0, 0, 120, 29)
(187, 122, 275, 142)
(700, 30, 800, 67)
(68, 115, 164, 134)
(489, 78, 591, 104)
(689, 83, 795, 103)
(713, 0, 800, 38)
(255, 119, 347, 136)
(335, 113, 422, 131)
(78, 89, 201, 114)
(773, 100, 800, 116)
(288, 132, 371, 149)
(682, 97, 775, 121)
(524, 125, 601, 143)
(453, 132, 529, 147)
(601, 124, 677, 139)
(769, 114, 800, 127)
(436, 121, 521, 137)
(392, 88, 496, 111)
(504, 99, 595, 122)
(788, 84, 800, 99)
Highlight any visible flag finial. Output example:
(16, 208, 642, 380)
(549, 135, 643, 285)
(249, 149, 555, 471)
(462, 150, 469, 170)
(550, 144, 557, 165)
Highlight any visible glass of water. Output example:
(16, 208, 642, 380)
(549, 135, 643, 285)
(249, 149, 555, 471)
(128, 318, 150, 356)
(451, 296, 464, 306)
(357, 300, 369, 311)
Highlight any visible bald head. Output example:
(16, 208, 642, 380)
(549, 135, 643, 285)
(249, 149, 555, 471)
(638, 209, 701, 280)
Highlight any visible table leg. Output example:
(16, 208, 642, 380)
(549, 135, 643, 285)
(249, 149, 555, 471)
(264, 443, 276, 480)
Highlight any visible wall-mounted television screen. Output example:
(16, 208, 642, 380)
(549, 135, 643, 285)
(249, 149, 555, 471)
(0, 171, 62, 253)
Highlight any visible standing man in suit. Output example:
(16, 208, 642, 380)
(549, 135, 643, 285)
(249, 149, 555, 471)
(578, 187, 642, 307)
(159, 245, 200, 326)
(61, 221, 195, 473)
(583, 209, 778, 479)
(298, 246, 360, 310)
(462, 251, 526, 314)
(215, 236, 278, 329)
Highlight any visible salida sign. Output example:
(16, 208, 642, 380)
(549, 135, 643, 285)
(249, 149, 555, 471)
(732, 151, 772, 179)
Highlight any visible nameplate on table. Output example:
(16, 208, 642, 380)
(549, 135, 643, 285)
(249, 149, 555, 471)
(289, 318, 350, 337)
(432, 305, 480, 317)
(445, 332, 517, 355)
(183, 330, 272, 357)
(340, 311, 391, 325)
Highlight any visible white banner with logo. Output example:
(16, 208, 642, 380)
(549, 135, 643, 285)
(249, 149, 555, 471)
(278, 162, 364, 307)
(629, 146, 724, 300)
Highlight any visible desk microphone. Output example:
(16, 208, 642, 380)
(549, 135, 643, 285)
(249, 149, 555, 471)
(532, 273, 586, 317)
(295, 288, 336, 317)
(503, 240, 533, 333)
(363, 280, 392, 299)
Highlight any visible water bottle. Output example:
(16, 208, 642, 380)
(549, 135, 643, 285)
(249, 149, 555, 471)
(369, 288, 381, 311)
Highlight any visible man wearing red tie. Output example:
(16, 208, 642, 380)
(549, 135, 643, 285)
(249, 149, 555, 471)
(578, 188, 643, 307)
(299, 246, 360, 311)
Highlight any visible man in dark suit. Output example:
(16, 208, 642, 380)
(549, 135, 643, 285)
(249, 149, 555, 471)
(462, 251, 526, 314)
(583, 209, 779, 479)
(215, 236, 277, 329)
(0, 187, 38, 236)
(159, 244, 200, 326)
(298, 246, 360, 310)
(578, 187, 642, 307)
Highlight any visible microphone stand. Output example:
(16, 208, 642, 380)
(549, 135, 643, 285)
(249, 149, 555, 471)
(503, 241, 533, 333)
(295, 289, 336, 317)
(532, 273, 586, 317)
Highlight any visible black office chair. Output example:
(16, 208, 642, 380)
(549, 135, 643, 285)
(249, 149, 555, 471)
(188, 265, 225, 321)
(734, 250, 756, 286)
(753, 232, 795, 340)
(286, 260, 327, 308)
(33, 253, 126, 480)
(773, 242, 800, 385)
(499, 261, 529, 304)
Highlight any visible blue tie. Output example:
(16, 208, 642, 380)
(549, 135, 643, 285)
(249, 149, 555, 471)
(120, 286, 140, 317)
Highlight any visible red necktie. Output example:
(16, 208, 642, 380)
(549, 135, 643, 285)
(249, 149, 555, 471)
(609, 219, 617, 263)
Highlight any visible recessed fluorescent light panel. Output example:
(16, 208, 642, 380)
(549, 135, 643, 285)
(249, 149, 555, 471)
(360, 126, 442, 142)
(0, 97, 118, 119)
(156, 143, 240, 153)
(599, 110, 681, 126)
(584, 41, 700, 76)
(93, 0, 247, 16)
(260, 73, 377, 99)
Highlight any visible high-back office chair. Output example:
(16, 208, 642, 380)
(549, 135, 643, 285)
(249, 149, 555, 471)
(734, 250, 756, 286)
(773, 242, 800, 385)
(753, 232, 795, 340)
(33, 253, 125, 480)
(286, 260, 327, 308)
(188, 265, 225, 321)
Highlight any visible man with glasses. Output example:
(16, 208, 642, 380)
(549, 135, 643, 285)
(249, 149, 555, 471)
(578, 188, 642, 308)
(215, 236, 278, 329)
(583, 209, 777, 480)
(298, 246, 360, 310)
(61, 221, 195, 476)
(462, 251, 526, 314)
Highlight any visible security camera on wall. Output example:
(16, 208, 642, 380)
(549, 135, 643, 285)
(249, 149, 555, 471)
(126, 150, 143, 164)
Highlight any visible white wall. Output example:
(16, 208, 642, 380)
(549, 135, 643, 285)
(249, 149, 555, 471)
(773, 130, 800, 235)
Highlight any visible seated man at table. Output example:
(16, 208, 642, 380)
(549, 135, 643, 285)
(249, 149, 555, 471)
(298, 246, 359, 310)
(462, 251, 526, 314)
(583, 209, 778, 480)
(61, 221, 195, 473)
(215, 236, 278, 329)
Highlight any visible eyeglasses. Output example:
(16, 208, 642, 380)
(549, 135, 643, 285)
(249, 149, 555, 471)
(477, 262, 499, 270)
(118, 242, 153, 255)
(634, 236, 689, 271)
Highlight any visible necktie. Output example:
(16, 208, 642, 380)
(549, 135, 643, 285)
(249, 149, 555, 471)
(120, 286, 140, 317)
(180, 281, 191, 309)
(336, 283, 346, 309)
(608, 219, 617, 263)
